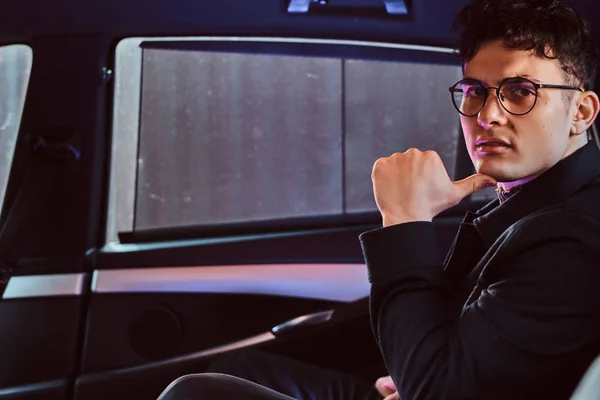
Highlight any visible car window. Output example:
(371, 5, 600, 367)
(109, 38, 463, 241)
(0, 45, 33, 216)
(137, 49, 345, 230)
(344, 59, 461, 212)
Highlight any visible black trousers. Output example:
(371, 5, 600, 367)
(158, 374, 296, 400)
(158, 350, 383, 400)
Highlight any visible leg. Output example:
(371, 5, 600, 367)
(206, 350, 381, 400)
(157, 373, 296, 400)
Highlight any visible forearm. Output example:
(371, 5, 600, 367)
(362, 223, 462, 398)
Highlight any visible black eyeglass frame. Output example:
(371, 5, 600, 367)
(448, 77, 584, 117)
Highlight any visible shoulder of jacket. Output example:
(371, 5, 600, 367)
(563, 182, 600, 220)
(509, 204, 600, 243)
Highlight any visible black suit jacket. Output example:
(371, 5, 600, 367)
(360, 142, 600, 400)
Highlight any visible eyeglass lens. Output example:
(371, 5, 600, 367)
(451, 78, 537, 116)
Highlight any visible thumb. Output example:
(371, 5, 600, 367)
(453, 173, 497, 200)
(375, 376, 397, 397)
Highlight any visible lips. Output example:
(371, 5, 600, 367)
(475, 139, 510, 147)
(475, 140, 512, 154)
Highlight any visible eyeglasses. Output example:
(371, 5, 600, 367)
(448, 77, 583, 117)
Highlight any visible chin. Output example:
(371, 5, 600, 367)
(475, 161, 527, 183)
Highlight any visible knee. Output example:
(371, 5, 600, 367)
(206, 349, 262, 375)
(158, 373, 228, 400)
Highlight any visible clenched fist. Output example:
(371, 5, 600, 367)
(372, 149, 496, 227)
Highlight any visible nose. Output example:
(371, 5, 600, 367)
(477, 87, 508, 130)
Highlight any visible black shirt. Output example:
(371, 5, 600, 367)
(360, 142, 600, 400)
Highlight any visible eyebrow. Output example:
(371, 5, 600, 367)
(462, 74, 541, 85)
(517, 74, 541, 83)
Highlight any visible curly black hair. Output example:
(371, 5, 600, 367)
(454, 0, 598, 90)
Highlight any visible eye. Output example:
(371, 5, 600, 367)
(464, 86, 486, 98)
(503, 80, 537, 98)
(511, 86, 535, 97)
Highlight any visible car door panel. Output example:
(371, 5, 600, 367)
(81, 291, 340, 373)
(73, 219, 461, 399)
(75, 295, 372, 400)
(0, 294, 82, 399)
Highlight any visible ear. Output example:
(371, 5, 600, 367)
(571, 91, 600, 135)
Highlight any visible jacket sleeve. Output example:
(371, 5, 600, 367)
(360, 211, 600, 400)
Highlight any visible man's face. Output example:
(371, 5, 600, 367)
(461, 40, 582, 185)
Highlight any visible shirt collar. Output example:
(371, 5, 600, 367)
(497, 185, 522, 203)
(469, 142, 600, 247)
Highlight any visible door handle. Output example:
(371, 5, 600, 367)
(271, 310, 334, 336)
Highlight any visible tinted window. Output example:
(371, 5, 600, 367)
(133, 48, 462, 231)
(344, 59, 461, 212)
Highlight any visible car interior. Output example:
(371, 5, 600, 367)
(1, 1, 600, 399)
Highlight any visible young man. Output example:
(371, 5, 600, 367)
(362, 0, 600, 397)
(158, 0, 600, 398)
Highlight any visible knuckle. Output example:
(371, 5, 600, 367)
(372, 157, 386, 174)
(424, 150, 442, 162)
(387, 152, 404, 162)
